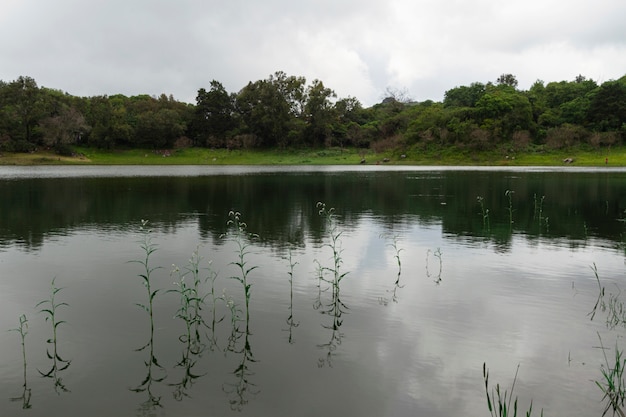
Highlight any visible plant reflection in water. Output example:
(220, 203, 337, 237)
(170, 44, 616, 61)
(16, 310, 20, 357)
(426, 248, 443, 285)
(9, 314, 32, 409)
(36, 277, 71, 394)
(283, 249, 299, 344)
(379, 233, 404, 305)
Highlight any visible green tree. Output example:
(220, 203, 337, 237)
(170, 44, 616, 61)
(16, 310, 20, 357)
(0, 76, 46, 145)
(236, 76, 293, 148)
(40, 105, 89, 150)
(443, 82, 486, 108)
(303, 79, 336, 147)
(475, 85, 532, 139)
(193, 80, 237, 146)
(587, 79, 626, 131)
(496, 74, 519, 88)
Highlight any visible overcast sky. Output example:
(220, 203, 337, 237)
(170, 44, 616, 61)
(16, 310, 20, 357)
(1, 0, 625, 106)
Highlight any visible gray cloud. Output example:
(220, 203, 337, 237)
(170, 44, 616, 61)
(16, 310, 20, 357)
(1, 0, 624, 106)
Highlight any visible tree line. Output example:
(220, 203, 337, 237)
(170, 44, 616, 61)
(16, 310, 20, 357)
(0, 71, 625, 155)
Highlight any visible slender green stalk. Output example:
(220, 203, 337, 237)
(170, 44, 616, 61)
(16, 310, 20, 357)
(129, 220, 165, 411)
(315, 202, 349, 367)
(284, 249, 300, 343)
(224, 211, 258, 332)
(130, 220, 162, 335)
(483, 362, 542, 417)
(9, 314, 31, 409)
(596, 334, 626, 417)
(505, 190, 515, 227)
(36, 277, 71, 393)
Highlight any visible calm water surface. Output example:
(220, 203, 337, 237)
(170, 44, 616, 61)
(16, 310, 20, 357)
(1, 165, 626, 417)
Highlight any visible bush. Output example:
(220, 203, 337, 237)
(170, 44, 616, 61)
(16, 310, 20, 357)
(545, 124, 590, 149)
(55, 144, 74, 156)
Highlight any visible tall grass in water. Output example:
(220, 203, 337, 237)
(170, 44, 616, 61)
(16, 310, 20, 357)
(169, 247, 210, 355)
(129, 220, 165, 411)
(168, 250, 210, 401)
(224, 211, 258, 331)
(9, 314, 31, 408)
(589, 265, 626, 416)
(596, 334, 626, 417)
(477, 196, 491, 232)
(483, 362, 542, 417)
(36, 277, 71, 394)
(315, 202, 349, 367)
(222, 211, 259, 410)
(505, 190, 515, 227)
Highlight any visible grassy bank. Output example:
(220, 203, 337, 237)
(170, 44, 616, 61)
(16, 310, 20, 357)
(0, 144, 620, 166)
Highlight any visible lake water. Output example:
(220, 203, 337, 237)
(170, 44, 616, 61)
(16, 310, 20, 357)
(1, 165, 626, 417)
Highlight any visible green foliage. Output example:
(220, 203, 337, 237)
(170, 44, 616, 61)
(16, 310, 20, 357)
(1, 72, 625, 154)
(483, 363, 543, 417)
(36, 277, 71, 393)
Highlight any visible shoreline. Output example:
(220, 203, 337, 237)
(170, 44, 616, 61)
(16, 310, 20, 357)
(0, 146, 618, 167)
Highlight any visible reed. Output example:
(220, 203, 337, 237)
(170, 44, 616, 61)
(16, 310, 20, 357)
(596, 334, 626, 417)
(483, 362, 542, 417)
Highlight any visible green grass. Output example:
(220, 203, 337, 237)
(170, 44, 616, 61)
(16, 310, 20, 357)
(1, 143, 624, 166)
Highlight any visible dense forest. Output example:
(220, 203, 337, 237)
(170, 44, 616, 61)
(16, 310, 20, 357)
(1, 71, 625, 156)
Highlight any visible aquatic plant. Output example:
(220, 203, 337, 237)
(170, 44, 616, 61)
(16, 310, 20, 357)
(169, 247, 211, 355)
(533, 194, 545, 222)
(316, 202, 349, 289)
(224, 211, 258, 330)
(36, 277, 71, 393)
(505, 189, 515, 226)
(315, 202, 349, 367)
(477, 196, 491, 231)
(483, 362, 542, 417)
(205, 261, 223, 351)
(596, 334, 626, 417)
(588, 263, 626, 330)
(129, 220, 165, 411)
(9, 314, 31, 409)
(130, 220, 162, 332)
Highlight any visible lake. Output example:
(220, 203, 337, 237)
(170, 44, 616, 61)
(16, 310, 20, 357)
(1, 165, 626, 417)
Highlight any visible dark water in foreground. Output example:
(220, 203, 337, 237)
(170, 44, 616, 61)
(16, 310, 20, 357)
(1, 165, 626, 416)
